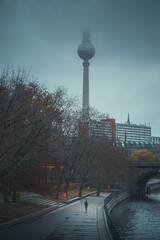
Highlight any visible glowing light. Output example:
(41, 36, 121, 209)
(42, 166, 55, 168)
(88, 186, 90, 190)
(64, 193, 66, 197)
(41, 165, 64, 169)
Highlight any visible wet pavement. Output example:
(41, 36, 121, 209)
(0, 192, 110, 240)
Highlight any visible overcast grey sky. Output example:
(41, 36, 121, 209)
(0, 0, 160, 136)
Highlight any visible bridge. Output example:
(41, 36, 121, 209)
(129, 161, 160, 196)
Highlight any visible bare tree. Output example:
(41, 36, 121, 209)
(0, 68, 62, 203)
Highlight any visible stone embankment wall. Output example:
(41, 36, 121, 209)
(104, 191, 131, 240)
(146, 182, 160, 193)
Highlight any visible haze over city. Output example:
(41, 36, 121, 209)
(0, 0, 160, 136)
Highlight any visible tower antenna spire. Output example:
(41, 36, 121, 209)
(127, 113, 130, 124)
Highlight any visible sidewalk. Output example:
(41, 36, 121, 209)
(0, 191, 97, 230)
(0, 192, 112, 240)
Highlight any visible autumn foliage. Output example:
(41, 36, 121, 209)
(0, 67, 132, 202)
(0, 68, 62, 202)
(132, 149, 159, 162)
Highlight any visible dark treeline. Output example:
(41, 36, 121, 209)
(0, 68, 131, 203)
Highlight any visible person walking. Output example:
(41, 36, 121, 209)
(84, 200, 88, 212)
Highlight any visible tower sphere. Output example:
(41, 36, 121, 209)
(77, 42, 95, 60)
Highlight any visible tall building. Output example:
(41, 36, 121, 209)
(89, 119, 116, 139)
(116, 114, 151, 142)
(101, 119, 116, 139)
(77, 29, 95, 122)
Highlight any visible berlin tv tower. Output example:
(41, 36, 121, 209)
(77, 29, 95, 122)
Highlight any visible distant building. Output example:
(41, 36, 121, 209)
(114, 139, 157, 158)
(116, 114, 151, 142)
(90, 119, 116, 139)
(151, 136, 160, 144)
(151, 136, 160, 157)
(101, 119, 116, 139)
(125, 140, 156, 154)
(79, 121, 89, 136)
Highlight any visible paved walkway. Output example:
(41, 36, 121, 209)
(0, 193, 111, 240)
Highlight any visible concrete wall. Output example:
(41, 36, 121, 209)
(146, 181, 160, 194)
(104, 191, 131, 240)
(105, 191, 130, 213)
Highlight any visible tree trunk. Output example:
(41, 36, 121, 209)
(97, 186, 100, 196)
(12, 182, 16, 202)
(65, 180, 69, 197)
(55, 182, 61, 199)
(3, 182, 9, 204)
(78, 182, 83, 197)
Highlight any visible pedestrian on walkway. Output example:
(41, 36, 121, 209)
(84, 200, 88, 212)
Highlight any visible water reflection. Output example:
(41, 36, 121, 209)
(111, 192, 160, 240)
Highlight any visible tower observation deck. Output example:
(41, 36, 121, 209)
(77, 29, 95, 122)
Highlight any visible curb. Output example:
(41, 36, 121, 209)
(0, 191, 97, 230)
(103, 206, 113, 240)
(65, 191, 97, 204)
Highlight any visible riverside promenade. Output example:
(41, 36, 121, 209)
(0, 192, 111, 240)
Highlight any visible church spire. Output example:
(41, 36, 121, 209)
(127, 113, 130, 124)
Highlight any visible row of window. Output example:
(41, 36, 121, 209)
(117, 124, 151, 129)
(117, 132, 150, 135)
(117, 129, 150, 133)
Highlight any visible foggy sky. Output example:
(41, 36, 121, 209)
(0, 0, 160, 136)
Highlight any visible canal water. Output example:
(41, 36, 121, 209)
(111, 192, 160, 240)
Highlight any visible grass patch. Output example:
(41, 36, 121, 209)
(0, 201, 47, 224)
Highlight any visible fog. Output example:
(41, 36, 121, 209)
(0, 0, 160, 136)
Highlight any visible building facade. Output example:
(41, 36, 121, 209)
(90, 119, 115, 139)
(151, 136, 160, 144)
(116, 122, 151, 142)
(151, 136, 160, 157)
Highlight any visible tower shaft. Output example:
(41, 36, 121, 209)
(82, 59, 90, 121)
